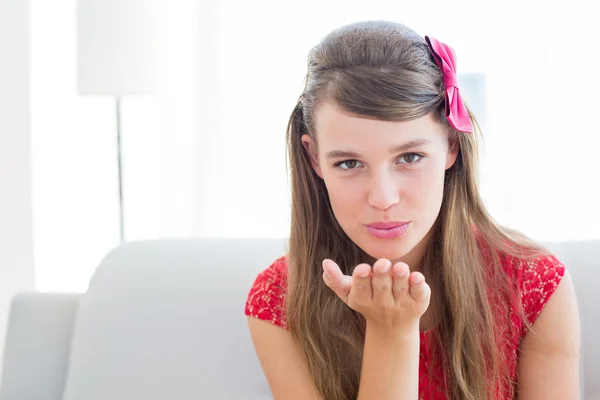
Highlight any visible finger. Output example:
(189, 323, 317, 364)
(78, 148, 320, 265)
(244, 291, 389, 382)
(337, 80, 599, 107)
(322, 259, 351, 301)
(408, 272, 431, 303)
(349, 263, 372, 303)
(371, 259, 393, 304)
(392, 262, 410, 301)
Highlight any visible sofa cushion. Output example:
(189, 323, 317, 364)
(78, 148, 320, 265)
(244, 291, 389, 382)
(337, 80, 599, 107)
(62, 238, 285, 400)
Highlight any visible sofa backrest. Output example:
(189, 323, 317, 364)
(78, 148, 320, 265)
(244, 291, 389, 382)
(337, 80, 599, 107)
(60, 238, 599, 399)
(62, 238, 286, 400)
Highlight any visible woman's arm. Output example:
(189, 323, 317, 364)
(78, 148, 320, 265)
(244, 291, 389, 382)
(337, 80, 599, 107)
(325, 258, 429, 400)
(358, 323, 420, 400)
(517, 272, 580, 399)
(248, 317, 322, 400)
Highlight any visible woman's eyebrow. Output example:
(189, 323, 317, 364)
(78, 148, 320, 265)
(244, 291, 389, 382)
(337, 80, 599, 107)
(388, 139, 432, 153)
(325, 139, 432, 159)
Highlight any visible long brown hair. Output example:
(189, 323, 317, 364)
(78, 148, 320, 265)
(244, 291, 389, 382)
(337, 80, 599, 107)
(285, 21, 543, 400)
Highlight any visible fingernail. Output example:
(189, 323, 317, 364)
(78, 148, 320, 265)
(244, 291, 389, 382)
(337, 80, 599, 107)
(394, 265, 408, 276)
(413, 274, 423, 283)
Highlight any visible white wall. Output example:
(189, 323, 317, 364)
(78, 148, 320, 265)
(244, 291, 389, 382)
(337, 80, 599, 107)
(26, 0, 600, 294)
(29, 0, 203, 292)
(0, 0, 36, 375)
(206, 0, 600, 241)
(30, 0, 123, 293)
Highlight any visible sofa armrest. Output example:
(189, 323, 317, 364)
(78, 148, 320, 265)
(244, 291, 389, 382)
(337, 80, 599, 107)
(0, 292, 80, 400)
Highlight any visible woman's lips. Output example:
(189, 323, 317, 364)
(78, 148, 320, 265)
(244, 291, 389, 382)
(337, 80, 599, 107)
(365, 221, 410, 239)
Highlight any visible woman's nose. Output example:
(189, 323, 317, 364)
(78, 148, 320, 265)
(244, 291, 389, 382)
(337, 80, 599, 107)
(367, 169, 400, 210)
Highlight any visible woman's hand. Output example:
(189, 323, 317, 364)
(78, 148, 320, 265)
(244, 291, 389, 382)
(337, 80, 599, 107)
(322, 258, 430, 334)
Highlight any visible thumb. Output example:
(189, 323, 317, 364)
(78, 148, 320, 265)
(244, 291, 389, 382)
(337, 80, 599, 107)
(322, 259, 351, 302)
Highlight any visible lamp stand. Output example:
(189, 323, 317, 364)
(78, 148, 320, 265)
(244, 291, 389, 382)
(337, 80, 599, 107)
(115, 97, 125, 243)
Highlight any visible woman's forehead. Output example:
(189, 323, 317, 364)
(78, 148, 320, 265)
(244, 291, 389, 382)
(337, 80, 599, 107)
(314, 102, 446, 151)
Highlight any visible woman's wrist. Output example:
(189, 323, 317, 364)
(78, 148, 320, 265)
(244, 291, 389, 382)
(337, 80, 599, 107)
(365, 319, 421, 342)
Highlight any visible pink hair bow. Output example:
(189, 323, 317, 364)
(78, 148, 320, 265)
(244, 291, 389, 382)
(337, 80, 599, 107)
(424, 36, 473, 134)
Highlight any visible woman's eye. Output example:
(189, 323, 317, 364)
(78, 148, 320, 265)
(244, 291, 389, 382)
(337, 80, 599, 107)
(398, 153, 424, 164)
(336, 160, 363, 170)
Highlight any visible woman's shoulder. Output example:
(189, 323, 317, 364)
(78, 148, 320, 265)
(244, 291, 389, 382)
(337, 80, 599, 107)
(244, 256, 289, 329)
(500, 248, 566, 330)
(505, 251, 566, 325)
(477, 232, 566, 328)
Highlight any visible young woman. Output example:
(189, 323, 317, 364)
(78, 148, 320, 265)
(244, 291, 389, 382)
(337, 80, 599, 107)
(245, 20, 580, 400)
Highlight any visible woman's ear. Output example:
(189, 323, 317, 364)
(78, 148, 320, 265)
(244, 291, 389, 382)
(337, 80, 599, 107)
(445, 136, 460, 170)
(301, 134, 323, 178)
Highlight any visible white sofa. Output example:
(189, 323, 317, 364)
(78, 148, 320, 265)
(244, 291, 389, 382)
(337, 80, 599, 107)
(0, 238, 598, 399)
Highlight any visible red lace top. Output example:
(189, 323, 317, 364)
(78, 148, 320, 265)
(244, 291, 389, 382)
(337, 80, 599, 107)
(245, 252, 565, 399)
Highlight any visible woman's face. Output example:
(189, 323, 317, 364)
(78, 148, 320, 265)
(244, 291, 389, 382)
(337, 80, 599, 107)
(302, 101, 458, 268)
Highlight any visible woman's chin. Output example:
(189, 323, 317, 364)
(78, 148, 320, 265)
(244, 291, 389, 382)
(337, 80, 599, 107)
(359, 238, 413, 262)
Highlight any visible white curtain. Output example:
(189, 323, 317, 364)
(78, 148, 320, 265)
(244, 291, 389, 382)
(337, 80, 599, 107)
(30, 0, 600, 292)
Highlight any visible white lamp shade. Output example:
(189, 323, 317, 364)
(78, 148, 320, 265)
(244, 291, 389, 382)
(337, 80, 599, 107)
(77, 0, 159, 96)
